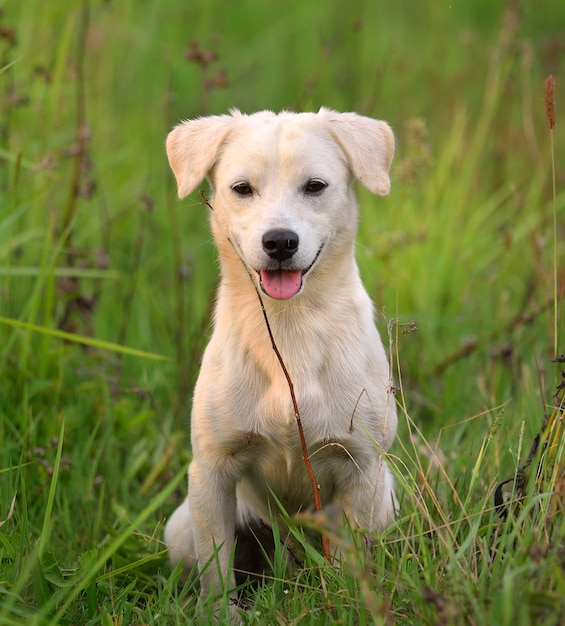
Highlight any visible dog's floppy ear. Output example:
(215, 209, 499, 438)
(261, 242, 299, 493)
(166, 112, 239, 199)
(320, 108, 394, 196)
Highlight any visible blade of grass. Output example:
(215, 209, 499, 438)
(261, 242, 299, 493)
(0, 316, 169, 361)
(37, 421, 64, 558)
(0, 267, 121, 279)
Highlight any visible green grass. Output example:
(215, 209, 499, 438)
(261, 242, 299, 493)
(1, 0, 564, 623)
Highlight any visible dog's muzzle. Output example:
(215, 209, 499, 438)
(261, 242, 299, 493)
(258, 231, 324, 300)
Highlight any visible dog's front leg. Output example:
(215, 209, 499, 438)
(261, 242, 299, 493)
(341, 456, 397, 532)
(189, 460, 238, 599)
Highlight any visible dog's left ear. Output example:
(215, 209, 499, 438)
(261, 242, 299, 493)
(320, 108, 395, 196)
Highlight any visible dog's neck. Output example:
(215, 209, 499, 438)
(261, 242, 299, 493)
(211, 250, 376, 399)
(214, 242, 367, 344)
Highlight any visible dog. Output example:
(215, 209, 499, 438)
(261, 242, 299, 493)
(164, 108, 398, 601)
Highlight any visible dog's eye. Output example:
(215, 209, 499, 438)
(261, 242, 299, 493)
(232, 182, 253, 196)
(304, 179, 327, 194)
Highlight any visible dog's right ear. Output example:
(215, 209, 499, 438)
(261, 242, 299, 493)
(166, 113, 238, 199)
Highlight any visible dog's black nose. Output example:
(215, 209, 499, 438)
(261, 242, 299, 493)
(262, 229, 299, 261)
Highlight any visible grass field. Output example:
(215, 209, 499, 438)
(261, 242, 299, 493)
(1, 0, 564, 624)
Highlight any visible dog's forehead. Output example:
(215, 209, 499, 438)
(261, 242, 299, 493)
(218, 112, 347, 180)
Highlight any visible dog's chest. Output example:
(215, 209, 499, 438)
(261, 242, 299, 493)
(237, 429, 341, 514)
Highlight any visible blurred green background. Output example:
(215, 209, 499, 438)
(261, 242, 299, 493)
(1, 1, 564, 623)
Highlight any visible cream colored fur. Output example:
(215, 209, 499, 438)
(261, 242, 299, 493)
(164, 108, 398, 600)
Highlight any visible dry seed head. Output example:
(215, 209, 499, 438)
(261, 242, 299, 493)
(545, 75, 556, 130)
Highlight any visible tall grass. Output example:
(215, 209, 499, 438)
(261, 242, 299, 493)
(0, 1, 564, 624)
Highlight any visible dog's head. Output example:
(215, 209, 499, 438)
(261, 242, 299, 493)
(166, 108, 394, 300)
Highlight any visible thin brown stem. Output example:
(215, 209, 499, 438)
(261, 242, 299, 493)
(200, 190, 332, 564)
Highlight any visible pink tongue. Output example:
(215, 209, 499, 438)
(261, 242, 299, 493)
(260, 270, 302, 299)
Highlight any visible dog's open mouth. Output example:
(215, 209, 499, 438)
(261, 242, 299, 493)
(258, 245, 324, 300)
(259, 269, 302, 299)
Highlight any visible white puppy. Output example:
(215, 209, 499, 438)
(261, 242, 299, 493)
(164, 108, 398, 599)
